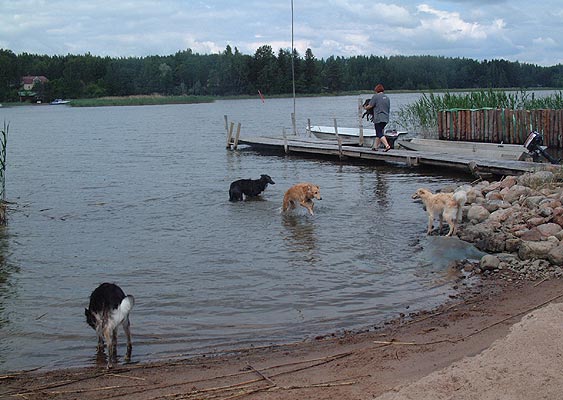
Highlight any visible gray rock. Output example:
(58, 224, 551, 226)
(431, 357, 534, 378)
(517, 171, 554, 187)
(467, 205, 490, 223)
(480, 254, 500, 270)
(501, 184, 529, 203)
(523, 196, 546, 208)
(547, 244, 563, 265)
(536, 223, 563, 237)
(518, 240, 557, 260)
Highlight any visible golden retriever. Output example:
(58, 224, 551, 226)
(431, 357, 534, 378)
(412, 188, 467, 236)
(282, 183, 322, 216)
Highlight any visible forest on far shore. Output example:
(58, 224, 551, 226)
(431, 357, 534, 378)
(1, 45, 562, 103)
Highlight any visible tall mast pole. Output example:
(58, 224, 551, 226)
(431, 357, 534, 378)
(291, 0, 296, 125)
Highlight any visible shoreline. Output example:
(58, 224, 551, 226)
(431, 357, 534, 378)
(4, 272, 563, 399)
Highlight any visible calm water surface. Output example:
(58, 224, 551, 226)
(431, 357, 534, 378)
(0, 95, 484, 372)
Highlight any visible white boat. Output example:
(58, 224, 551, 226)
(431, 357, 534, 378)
(396, 137, 532, 161)
(50, 98, 70, 105)
(307, 125, 408, 147)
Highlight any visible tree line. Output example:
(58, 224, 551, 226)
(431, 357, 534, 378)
(1, 45, 562, 102)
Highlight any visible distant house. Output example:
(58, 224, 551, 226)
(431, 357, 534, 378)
(19, 75, 49, 102)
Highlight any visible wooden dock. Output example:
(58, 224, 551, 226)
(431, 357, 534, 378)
(231, 135, 548, 177)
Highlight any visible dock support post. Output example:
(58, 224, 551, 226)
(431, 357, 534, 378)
(337, 135, 343, 160)
(307, 118, 311, 137)
(333, 118, 339, 139)
(226, 121, 234, 149)
(291, 113, 297, 136)
(233, 122, 241, 150)
(358, 98, 364, 146)
(283, 128, 289, 154)
(224, 115, 229, 135)
(406, 156, 419, 167)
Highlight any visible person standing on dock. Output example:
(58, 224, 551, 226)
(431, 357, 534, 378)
(364, 84, 391, 152)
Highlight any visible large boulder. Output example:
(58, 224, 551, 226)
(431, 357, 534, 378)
(501, 184, 530, 203)
(517, 171, 555, 187)
(548, 245, 563, 265)
(480, 254, 500, 271)
(536, 223, 563, 237)
(467, 205, 490, 223)
(518, 240, 558, 260)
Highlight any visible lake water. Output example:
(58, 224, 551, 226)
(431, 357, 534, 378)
(0, 94, 485, 373)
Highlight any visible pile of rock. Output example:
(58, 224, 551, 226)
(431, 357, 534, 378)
(452, 169, 563, 280)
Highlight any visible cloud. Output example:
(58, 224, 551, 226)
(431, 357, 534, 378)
(416, 4, 499, 41)
(0, 0, 561, 65)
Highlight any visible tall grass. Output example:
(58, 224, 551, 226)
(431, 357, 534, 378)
(70, 95, 215, 107)
(398, 90, 563, 136)
(0, 121, 7, 224)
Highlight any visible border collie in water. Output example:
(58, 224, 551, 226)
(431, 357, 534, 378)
(85, 283, 134, 368)
(229, 174, 275, 201)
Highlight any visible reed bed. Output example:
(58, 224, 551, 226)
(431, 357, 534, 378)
(0, 121, 7, 224)
(70, 95, 215, 107)
(398, 90, 563, 137)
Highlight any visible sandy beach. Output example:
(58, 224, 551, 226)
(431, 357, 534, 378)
(3, 271, 563, 400)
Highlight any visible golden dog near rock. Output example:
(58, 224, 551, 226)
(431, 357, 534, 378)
(412, 188, 467, 236)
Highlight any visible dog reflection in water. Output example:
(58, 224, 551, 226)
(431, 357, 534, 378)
(85, 283, 134, 368)
(282, 183, 322, 216)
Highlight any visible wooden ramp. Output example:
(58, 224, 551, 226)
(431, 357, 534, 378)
(232, 135, 547, 176)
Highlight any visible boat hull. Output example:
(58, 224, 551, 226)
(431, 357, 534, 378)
(307, 125, 407, 148)
(50, 99, 70, 105)
(396, 137, 531, 160)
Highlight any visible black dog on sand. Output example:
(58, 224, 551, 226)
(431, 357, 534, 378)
(229, 174, 275, 202)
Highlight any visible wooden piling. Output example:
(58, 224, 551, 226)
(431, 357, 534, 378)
(358, 98, 364, 146)
(337, 135, 343, 159)
(291, 112, 297, 136)
(233, 122, 241, 149)
(226, 121, 234, 149)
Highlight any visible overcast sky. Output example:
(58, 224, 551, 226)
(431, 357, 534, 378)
(1, 0, 562, 66)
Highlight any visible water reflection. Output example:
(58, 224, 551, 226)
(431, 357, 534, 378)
(373, 170, 389, 208)
(0, 225, 17, 368)
(281, 214, 319, 265)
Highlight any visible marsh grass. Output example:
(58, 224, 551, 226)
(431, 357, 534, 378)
(398, 89, 563, 136)
(0, 121, 7, 224)
(70, 95, 215, 107)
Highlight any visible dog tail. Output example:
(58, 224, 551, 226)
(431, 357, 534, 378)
(453, 190, 467, 206)
(113, 295, 135, 325)
(453, 190, 467, 222)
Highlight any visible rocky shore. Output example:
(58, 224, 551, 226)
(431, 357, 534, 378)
(447, 168, 563, 280)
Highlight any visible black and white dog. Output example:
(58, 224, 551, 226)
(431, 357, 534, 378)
(85, 283, 134, 368)
(229, 174, 275, 202)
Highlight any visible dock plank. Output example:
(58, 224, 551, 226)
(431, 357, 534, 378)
(234, 135, 546, 176)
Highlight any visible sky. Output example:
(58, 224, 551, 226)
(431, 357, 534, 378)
(1, 0, 562, 66)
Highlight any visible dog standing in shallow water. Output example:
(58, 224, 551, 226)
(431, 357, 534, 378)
(282, 183, 322, 216)
(412, 188, 467, 236)
(85, 283, 134, 368)
(229, 174, 275, 201)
